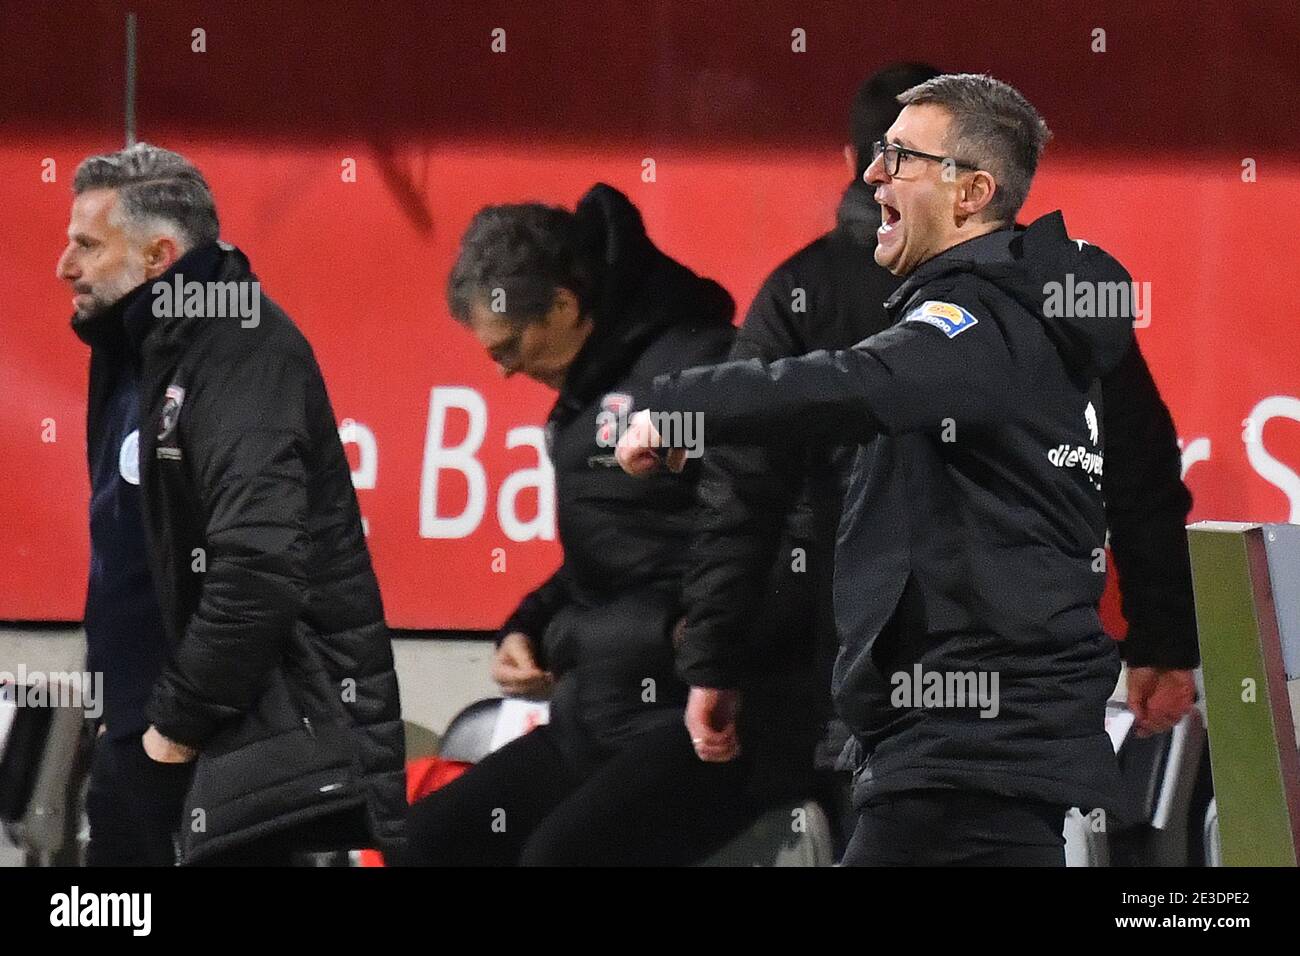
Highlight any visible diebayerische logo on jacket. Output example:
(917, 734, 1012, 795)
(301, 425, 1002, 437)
(1047, 400, 1103, 491)
(156, 384, 185, 461)
(902, 300, 979, 338)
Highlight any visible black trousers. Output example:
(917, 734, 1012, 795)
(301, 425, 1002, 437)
(86, 733, 195, 867)
(841, 788, 1069, 866)
(402, 721, 757, 866)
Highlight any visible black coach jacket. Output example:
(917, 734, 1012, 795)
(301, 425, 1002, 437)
(74, 241, 406, 862)
(498, 184, 735, 760)
(678, 187, 1196, 797)
(652, 211, 1169, 816)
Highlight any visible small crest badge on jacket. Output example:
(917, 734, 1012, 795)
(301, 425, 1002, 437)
(596, 392, 633, 445)
(156, 384, 185, 460)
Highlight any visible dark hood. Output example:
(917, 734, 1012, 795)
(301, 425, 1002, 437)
(886, 211, 1134, 380)
(71, 241, 256, 358)
(834, 178, 881, 245)
(561, 183, 734, 403)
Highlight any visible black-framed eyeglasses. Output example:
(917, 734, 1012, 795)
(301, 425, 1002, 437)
(870, 139, 979, 177)
(488, 326, 525, 369)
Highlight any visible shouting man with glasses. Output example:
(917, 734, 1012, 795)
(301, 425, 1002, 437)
(618, 74, 1197, 866)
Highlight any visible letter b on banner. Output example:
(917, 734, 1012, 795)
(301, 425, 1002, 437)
(420, 386, 487, 538)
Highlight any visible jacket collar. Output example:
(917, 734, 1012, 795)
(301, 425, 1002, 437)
(70, 241, 250, 360)
(883, 222, 1019, 313)
(70, 278, 145, 354)
(882, 212, 1075, 314)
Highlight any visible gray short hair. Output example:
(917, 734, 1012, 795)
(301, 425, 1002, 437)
(73, 142, 219, 249)
(447, 203, 594, 327)
(897, 73, 1051, 223)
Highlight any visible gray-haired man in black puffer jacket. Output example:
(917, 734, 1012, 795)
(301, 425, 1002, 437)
(60, 143, 405, 865)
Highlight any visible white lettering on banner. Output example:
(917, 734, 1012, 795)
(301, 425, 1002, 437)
(1172, 394, 1298, 519)
(340, 419, 378, 488)
(420, 386, 488, 538)
(497, 426, 555, 542)
(350, 389, 1298, 551)
(1244, 395, 1300, 522)
(338, 418, 377, 535)
(1178, 437, 1212, 480)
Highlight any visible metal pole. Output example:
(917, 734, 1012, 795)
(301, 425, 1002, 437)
(124, 12, 137, 146)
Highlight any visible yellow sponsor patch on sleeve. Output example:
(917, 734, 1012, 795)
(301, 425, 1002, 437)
(903, 300, 979, 338)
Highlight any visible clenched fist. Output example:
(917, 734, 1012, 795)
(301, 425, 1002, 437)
(492, 632, 555, 698)
(1127, 667, 1196, 737)
(685, 686, 741, 763)
(615, 409, 687, 476)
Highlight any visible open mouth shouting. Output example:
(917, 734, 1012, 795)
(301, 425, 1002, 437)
(878, 201, 901, 238)
(872, 191, 908, 272)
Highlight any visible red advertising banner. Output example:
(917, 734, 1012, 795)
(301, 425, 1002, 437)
(1, 2, 1297, 630)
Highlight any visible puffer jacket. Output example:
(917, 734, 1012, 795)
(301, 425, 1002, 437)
(498, 183, 735, 762)
(74, 240, 406, 862)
